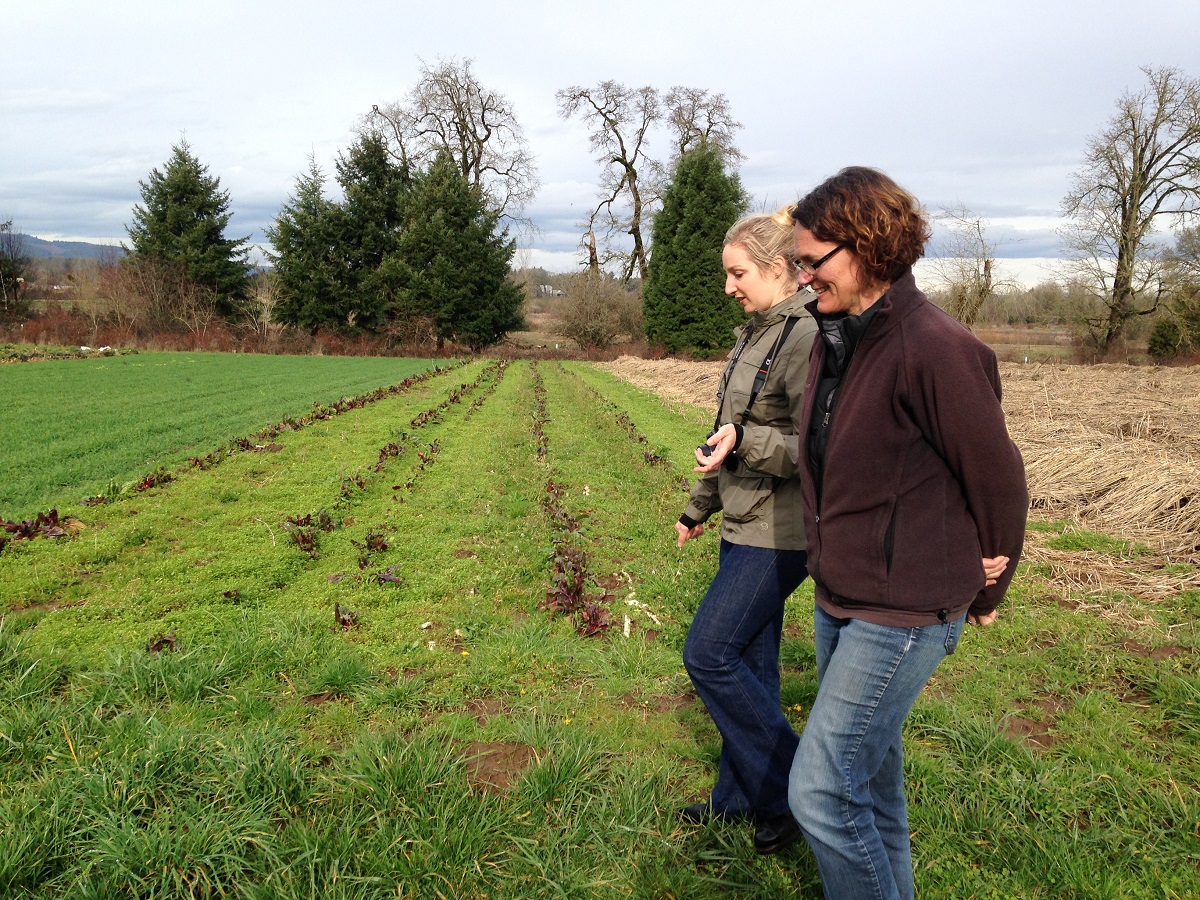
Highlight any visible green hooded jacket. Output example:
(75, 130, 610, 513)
(681, 289, 817, 550)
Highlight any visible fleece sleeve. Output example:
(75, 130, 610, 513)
(912, 336, 1029, 615)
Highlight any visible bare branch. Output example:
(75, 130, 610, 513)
(557, 82, 667, 283)
(361, 57, 539, 230)
(1059, 65, 1200, 351)
(663, 86, 744, 166)
(929, 206, 1015, 327)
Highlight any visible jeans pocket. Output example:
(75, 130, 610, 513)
(943, 615, 965, 655)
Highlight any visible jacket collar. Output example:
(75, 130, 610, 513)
(817, 299, 881, 372)
(748, 287, 815, 329)
(803, 269, 922, 339)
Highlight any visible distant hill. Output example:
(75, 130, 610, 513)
(21, 236, 126, 260)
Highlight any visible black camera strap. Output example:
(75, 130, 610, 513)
(713, 315, 801, 432)
(713, 320, 756, 430)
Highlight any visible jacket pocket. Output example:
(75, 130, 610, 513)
(718, 472, 774, 525)
(720, 345, 769, 423)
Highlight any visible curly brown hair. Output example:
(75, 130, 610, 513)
(791, 167, 931, 286)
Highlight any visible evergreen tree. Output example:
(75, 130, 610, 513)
(643, 143, 746, 354)
(126, 141, 251, 314)
(266, 160, 345, 331)
(0, 219, 30, 316)
(392, 153, 524, 351)
(335, 132, 410, 330)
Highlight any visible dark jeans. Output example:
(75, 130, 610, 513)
(683, 539, 809, 818)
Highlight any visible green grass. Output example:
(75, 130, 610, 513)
(0, 358, 1197, 898)
(0, 351, 438, 519)
(1028, 519, 1155, 558)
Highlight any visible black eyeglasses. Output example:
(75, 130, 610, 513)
(794, 244, 845, 276)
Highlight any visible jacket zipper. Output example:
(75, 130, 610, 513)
(813, 348, 856, 526)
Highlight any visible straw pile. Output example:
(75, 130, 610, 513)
(1002, 363, 1200, 562)
(605, 356, 724, 410)
(605, 357, 1200, 596)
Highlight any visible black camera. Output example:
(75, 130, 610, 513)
(698, 429, 739, 471)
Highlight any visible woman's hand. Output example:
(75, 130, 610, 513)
(982, 555, 1009, 586)
(694, 423, 739, 473)
(675, 521, 705, 547)
(968, 555, 1009, 627)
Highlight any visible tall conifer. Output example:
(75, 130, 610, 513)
(643, 143, 746, 354)
(266, 160, 344, 331)
(393, 153, 524, 350)
(335, 133, 410, 330)
(126, 141, 250, 313)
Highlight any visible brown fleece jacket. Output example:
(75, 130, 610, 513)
(798, 271, 1029, 627)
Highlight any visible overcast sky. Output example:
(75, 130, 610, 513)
(3, 0, 1198, 283)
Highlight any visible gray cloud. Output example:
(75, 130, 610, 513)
(3, 0, 1198, 273)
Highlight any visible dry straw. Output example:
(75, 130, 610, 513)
(1002, 363, 1200, 562)
(606, 357, 1200, 599)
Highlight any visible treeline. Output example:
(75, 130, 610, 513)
(1, 139, 524, 355)
(266, 137, 522, 351)
(4, 61, 1200, 361)
(0, 59, 767, 357)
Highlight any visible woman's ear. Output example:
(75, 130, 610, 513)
(773, 256, 798, 287)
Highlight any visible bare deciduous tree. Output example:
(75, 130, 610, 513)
(559, 271, 643, 351)
(664, 86, 744, 168)
(0, 219, 29, 314)
(1162, 224, 1200, 347)
(174, 280, 218, 338)
(69, 261, 106, 341)
(1059, 65, 1200, 352)
(930, 206, 1011, 327)
(108, 255, 218, 336)
(365, 57, 539, 228)
(558, 82, 743, 285)
(70, 257, 150, 335)
(244, 270, 284, 342)
(558, 81, 662, 284)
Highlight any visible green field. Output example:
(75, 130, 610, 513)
(0, 357, 1197, 898)
(0, 352, 438, 519)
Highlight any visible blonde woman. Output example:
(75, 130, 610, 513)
(677, 208, 817, 854)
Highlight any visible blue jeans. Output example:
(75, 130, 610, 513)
(789, 605, 964, 900)
(683, 539, 809, 819)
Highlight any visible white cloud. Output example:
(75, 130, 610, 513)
(915, 257, 1068, 291)
(3, 0, 1198, 277)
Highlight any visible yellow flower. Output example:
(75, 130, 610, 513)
(563, 718, 572, 725)
(461, 651, 470, 657)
